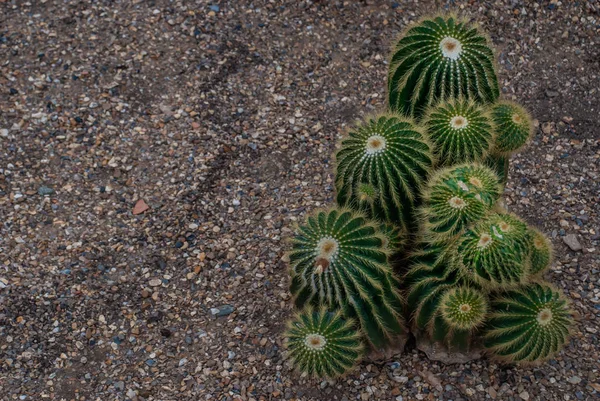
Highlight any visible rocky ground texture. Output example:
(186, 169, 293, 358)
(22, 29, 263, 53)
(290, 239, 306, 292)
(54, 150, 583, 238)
(1, 1, 599, 400)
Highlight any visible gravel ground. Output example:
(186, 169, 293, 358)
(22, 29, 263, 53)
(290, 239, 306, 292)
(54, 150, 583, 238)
(1, 1, 599, 400)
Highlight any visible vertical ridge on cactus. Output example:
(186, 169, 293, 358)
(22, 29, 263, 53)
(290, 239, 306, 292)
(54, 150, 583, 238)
(528, 227, 553, 275)
(284, 307, 364, 378)
(484, 282, 572, 363)
(454, 212, 531, 288)
(424, 99, 494, 166)
(335, 114, 433, 231)
(288, 208, 406, 348)
(388, 15, 499, 120)
(484, 154, 510, 186)
(490, 101, 533, 154)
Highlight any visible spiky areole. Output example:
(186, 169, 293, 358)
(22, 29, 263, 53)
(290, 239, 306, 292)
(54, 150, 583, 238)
(288, 208, 406, 348)
(335, 114, 433, 231)
(388, 15, 499, 120)
(379, 223, 405, 254)
(528, 227, 553, 275)
(454, 212, 532, 288)
(419, 164, 494, 244)
(490, 101, 533, 154)
(285, 307, 364, 378)
(424, 99, 494, 166)
(484, 282, 572, 363)
(440, 287, 488, 330)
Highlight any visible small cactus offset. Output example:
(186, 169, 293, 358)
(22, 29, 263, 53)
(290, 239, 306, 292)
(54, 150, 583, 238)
(282, 13, 573, 376)
(424, 99, 493, 166)
(528, 227, 553, 275)
(489, 101, 533, 154)
(285, 307, 363, 378)
(388, 15, 499, 119)
(288, 208, 406, 348)
(335, 114, 433, 230)
(484, 283, 572, 363)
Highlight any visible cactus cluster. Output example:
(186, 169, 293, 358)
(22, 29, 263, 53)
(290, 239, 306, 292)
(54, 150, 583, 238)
(283, 14, 572, 379)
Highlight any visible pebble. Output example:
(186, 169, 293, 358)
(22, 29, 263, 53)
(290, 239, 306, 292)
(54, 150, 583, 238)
(149, 278, 162, 287)
(210, 305, 235, 317)
(37, 186, 54, 195)
(563, 234, 583, 251)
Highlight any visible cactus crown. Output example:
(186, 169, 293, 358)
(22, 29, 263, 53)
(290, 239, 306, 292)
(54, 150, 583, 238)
(335, 114, 433, 230)
(388, 15, 499, 120)
(285, 307, 364, 378)
(484, 283, 572, 363)
(440, 287, 488, 330)
(424, 99, 493, 166)
(288, 208, 406, 348)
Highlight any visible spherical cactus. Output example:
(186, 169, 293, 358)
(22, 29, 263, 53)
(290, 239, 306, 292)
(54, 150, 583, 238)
(424, 99, 493, 166)
(484, 282, 572, 363)
(449, 163, 501, 207)
(388, 15, 499, 120)
(419, 164, 494, 244)
(335, 114, 433, 230)
(454, 212, 531, 288)
(284, 307, 363, 378)
(440, 286, 488, 331)
(288, 208, 406, 348)
(528, 227, 553, 275)
(489, 101, 533, 154)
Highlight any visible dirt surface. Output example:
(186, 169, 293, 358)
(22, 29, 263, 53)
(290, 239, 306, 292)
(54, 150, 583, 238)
(1, 1, 599, 400)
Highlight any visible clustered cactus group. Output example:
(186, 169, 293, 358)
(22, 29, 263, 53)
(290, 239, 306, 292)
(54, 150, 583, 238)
(283, 15, 572, 378)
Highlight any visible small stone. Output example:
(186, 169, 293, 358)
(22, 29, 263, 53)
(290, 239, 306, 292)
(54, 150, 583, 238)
(133, 199, 150, 215)
(179, 358, 188, 367)
(569, 376, 582, 384)
(545, 89, 559, 98)
(37, 186, 55, 196)
(149, 278, 162, 287)
(519, 391, 530, 400)
(563, 234, 582, 251)
(114, 381, 125, 391)
(126, 389, 136, 399)
(210, 305, 235, 317)
(146, 359, 156, 366)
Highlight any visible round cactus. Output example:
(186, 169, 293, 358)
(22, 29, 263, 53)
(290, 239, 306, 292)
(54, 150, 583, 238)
(490, 101, 533, 154)
(528, 227, 553, 275)
(288, 208, 406, 348)
(335, 114, 433, 230)
(420, 164, 494, 244)
(440, 287, 488, 330)
(424, 99, 494, 166)
(285, 307, 363, 378)
(484, 282, 572, 363)
(388, 15, 499, 120)
(449, 163, 501, 207)
(454, 212, 531, 288)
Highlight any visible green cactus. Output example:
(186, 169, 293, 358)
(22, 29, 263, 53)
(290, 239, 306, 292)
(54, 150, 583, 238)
(379, 222, 406, 254)
(405, 244, 480, 349)
(484, 154, 510, 185)
(335, 114, 433, 230)
(484, 282, 572, 363)
(388, 15, 499, 120)
(288, 208, 406, 348)
(424, 99, 493, 166)
(528, 228, 553, 275)
(490, 101, 533, 154)
(454, 212, 531, 288)
(419, 164, 497, 244)
(440, 286, 488, 330)
(284, 307, 363, 378)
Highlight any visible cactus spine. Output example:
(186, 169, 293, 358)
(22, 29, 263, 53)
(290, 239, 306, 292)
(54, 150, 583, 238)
(335, 114, 433, 230)
(285, 307, 363, 378)
(484, 283, 572, 363)
(388, 16, 499, 120)
(288, 208, 406, 348)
